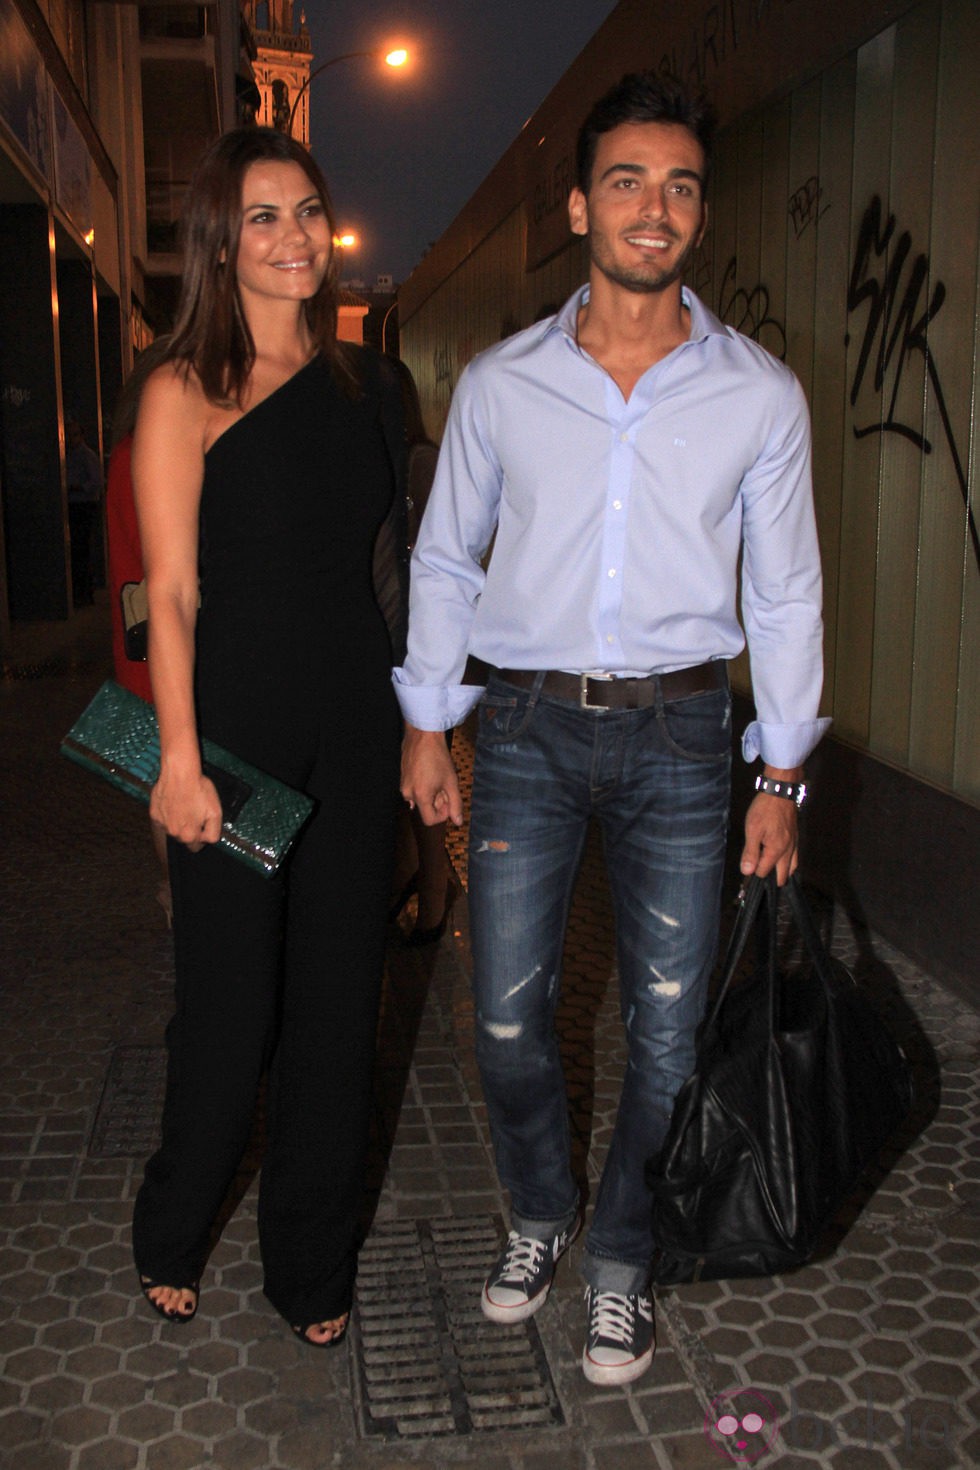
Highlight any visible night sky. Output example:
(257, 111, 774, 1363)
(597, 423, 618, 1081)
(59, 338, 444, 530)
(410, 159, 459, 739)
(302, 0, 620, 287)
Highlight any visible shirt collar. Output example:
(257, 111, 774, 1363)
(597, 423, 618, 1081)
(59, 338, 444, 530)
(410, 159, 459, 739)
(552, 285, 589, 341)
(683, 286, 727, 342)
(551, 282, 728, 347)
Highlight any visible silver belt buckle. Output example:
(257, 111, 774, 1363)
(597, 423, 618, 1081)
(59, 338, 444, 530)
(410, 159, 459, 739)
(579, 671, 614, 711)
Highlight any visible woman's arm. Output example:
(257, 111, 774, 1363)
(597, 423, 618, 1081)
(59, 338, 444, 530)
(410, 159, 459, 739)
(132, 366, 222, 850)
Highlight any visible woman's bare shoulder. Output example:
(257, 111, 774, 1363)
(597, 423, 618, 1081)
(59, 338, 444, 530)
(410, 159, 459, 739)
(136, 360, 215, 456)
(140, 359, 207, 417)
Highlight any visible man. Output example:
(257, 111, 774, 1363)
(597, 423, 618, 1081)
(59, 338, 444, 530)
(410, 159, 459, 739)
(395, 72, 829, 1387)
(66, 416, 104, 605)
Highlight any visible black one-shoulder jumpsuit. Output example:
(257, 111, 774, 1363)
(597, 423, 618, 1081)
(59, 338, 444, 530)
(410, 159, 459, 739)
(133, 355, 402, 1328)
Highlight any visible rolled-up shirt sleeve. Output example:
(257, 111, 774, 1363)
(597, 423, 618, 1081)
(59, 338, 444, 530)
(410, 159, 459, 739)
(738, 371, 831, 767)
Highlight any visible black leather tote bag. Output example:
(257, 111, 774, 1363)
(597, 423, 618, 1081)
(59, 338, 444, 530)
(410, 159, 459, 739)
(646, 873, 913, 1286)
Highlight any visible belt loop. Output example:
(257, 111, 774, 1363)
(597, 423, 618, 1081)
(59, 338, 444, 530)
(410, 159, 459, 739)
(527, 669, 547, 713)
(652, 671, 666, 718)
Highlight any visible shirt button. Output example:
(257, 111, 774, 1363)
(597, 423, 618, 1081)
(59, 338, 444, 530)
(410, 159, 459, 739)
(608, 568, 616, 578)
(612, 500, 622, 510)
(606, 635, 615, 645)
(619, 432, 629, 443)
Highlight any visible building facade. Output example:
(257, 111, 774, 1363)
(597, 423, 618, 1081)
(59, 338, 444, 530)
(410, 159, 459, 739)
(397, 0, 979, 996)
(242, 0, 311, 142)
(0, 0, 256, 647)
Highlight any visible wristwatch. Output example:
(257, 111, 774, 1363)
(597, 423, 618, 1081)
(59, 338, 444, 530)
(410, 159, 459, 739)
(755, 774, 807, 807)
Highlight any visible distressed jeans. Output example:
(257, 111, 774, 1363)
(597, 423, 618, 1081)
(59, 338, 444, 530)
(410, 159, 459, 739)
(468, 672, 731, 1294)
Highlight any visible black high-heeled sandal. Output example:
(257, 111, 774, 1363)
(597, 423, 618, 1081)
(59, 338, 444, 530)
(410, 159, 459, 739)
(292, 1313, 350, 1349)
(405, 878, 460, 947)
(139, 1274, 200, 1324)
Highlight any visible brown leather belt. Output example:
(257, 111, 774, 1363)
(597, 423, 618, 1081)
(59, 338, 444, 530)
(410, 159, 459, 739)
(465, 658, 727, 710)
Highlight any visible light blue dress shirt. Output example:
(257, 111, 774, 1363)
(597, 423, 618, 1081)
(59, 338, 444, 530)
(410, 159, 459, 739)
(394, 285, 831, 769)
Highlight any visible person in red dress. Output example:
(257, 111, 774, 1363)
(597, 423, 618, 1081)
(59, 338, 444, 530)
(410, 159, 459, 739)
(106, 338, 174, 916)
(107, 339, 174, 702)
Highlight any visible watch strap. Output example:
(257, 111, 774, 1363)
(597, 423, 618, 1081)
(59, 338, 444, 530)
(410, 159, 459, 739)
(755, 774, 807, 807)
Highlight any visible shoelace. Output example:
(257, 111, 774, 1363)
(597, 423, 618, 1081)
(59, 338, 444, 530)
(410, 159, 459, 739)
(498, 1232, 547, 1285)
(588, 1290, 645, 1345)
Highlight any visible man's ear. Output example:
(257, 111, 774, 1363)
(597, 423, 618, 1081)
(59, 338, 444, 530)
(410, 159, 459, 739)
(568, 187, 589, 238)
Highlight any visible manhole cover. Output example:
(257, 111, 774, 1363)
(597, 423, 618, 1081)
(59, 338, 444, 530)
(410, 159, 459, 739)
(351, 1217, 565, 1439)
(89, 1045, 166, 1157)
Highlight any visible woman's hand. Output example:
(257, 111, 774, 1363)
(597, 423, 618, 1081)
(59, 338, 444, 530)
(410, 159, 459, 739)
(150, 763, 223, 851)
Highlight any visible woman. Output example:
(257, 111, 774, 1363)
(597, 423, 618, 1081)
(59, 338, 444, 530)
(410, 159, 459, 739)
(131, 127, 406, 1347)
(106, 337, 173, 706)
(386, 356, 458, 945)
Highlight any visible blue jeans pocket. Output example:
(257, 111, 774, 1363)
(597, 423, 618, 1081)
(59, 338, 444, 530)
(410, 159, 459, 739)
(657, 687, 732, 762)
(477, 681, 535, 745)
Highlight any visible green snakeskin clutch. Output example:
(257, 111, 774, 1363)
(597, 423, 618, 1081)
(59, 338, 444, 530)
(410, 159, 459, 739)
(61, 680, 314, 877)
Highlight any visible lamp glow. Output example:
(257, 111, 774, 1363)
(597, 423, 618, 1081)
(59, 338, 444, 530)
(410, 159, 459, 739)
(287, 46, 413, 136)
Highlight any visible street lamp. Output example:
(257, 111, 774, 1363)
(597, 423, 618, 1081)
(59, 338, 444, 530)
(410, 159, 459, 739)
(334, 231, 361, 288)
(287, 47, 409, 138)
(381, 298, 398, 354)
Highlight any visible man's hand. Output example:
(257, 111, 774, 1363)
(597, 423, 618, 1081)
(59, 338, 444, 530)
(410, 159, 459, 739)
(739, 766, 802, 886)
(401, 725, 464, 827)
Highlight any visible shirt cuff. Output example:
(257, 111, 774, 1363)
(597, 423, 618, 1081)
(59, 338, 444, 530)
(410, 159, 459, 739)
(741, 717, 832, 769)
(392, 669, 486, 731)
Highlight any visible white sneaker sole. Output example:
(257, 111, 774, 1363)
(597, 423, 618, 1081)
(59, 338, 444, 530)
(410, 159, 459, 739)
(582, 1341, 655, 1386)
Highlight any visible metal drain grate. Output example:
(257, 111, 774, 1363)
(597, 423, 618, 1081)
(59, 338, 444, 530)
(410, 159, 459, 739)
(89, 1045, 167, 1157)
(351, 1217, 565, 1439)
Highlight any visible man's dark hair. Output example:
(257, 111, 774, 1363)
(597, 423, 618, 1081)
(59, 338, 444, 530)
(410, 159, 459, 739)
(575, 72, 717, 195)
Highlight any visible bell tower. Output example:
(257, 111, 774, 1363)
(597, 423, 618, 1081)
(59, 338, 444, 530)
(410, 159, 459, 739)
(244, 0, 313, 143)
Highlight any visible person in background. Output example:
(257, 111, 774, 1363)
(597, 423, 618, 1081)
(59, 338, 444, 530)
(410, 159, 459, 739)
(386, 355, 459, 945)
(106, 338, 174, 705)
(66, 417, 104, 606)
(105, 337, 175, 921)
(131, 125, 406, 1347)
(397, 71, 829, 1386)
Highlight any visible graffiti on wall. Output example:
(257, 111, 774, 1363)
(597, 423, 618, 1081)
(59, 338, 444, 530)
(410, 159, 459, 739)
(847, 195, 978, 571)
(691, 242, 713, 298)
(788, 176, 829, 239)
(433, 344, 454, 405)
(532, 152, 573, 231)
(431, 333, 477, 411)
(718, 256, 787, 360)
(657, 0, 738, 91)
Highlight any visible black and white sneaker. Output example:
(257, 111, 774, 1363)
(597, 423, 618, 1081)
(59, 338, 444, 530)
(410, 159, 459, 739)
(481, 1220, 580, 1324)
(582, 1287, 655, 1385)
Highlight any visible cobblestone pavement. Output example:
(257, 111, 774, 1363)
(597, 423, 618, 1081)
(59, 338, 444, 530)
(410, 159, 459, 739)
(1, 605, 978, 1469)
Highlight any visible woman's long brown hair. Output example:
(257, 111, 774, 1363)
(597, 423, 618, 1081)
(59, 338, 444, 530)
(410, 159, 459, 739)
(167, 127, 351, 405)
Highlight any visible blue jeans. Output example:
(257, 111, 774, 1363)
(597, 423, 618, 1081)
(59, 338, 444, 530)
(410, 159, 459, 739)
(468, 673, 731, 1294)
